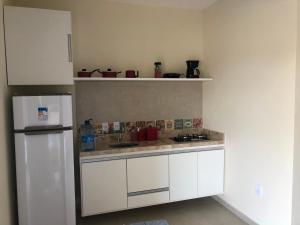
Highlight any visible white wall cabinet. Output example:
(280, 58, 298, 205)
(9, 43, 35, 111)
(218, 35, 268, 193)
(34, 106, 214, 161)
(4, 6, 73, 85)
(169, 152, 198, 202)
(127, 155, 169, 193)
(81, 160, 127, 216)
(198, 150, 224, 197)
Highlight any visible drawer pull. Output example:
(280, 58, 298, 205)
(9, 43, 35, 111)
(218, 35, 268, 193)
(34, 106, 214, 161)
(128, 187, 169, 197)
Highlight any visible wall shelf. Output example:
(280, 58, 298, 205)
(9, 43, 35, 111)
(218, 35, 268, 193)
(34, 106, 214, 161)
(74, 77, 213, 82)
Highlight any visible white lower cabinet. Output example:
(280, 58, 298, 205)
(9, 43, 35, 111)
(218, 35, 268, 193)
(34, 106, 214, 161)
(127, 155, 169, 193)
(198, 150, 224, 197)
(81, 159, 127, 216)
(169, 152, 198, 201)
(80, 148, 225, 217)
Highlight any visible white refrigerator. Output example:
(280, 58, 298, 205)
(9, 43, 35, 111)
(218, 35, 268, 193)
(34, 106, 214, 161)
(13, 95, 76, 225)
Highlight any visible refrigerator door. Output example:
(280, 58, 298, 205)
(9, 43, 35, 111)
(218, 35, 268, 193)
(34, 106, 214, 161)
(13, 95, 72, 130)
(15, 130, 76, 225)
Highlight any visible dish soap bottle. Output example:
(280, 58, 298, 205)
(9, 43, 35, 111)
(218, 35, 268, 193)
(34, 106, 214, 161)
(80, 119, 95, 151)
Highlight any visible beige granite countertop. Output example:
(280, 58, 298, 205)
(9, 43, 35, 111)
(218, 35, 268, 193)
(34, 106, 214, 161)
(80, 129, 224, 159)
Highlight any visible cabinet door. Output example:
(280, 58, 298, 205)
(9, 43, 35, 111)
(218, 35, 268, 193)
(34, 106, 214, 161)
(198, 150, 224, 197)
(4, 6, 73, 85)
(127, 155, 169, 193)
(169, 152, 198, 201)
(81, 160, 127, 216)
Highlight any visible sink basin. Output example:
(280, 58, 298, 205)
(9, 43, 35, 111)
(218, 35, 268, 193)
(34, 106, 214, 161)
(109, 142, 139, 148)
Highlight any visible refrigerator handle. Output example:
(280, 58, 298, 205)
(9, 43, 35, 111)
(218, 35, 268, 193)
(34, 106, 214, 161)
(24, 125, 64, 131)
(25, 130, 64, 136)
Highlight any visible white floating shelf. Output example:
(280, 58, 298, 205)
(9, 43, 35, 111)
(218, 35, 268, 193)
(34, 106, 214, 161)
(74, 77, 213, 82)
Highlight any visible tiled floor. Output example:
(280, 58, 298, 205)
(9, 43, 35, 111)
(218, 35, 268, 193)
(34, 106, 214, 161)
(78, 198, 248, 225)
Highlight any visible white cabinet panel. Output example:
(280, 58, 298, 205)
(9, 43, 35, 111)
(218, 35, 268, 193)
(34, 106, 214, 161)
(198, 150, 224, 197)
(169, 152, 198, 201)
(128, 191, 169, 209)
(4, 6, 73, 85)
(127, 155, 169, 193)
(81, 160, 127, 216)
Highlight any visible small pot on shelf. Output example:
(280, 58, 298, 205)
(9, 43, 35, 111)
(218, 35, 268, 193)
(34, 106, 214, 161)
(100, 69, 122, 78)
(78, 68, 101, 77)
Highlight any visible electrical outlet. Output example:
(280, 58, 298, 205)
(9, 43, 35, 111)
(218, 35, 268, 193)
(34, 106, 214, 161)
(255, 184, 264, 197)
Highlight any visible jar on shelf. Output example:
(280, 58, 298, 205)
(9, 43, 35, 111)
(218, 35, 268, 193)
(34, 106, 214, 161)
(154, 62, 162, 78)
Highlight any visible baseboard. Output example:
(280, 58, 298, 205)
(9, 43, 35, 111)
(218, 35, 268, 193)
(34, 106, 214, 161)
(213, 196, 259, 225)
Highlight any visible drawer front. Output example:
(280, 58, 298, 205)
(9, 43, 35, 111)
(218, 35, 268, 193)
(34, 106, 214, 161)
(127, 155, 169, 193)
(128, 191, 169, 209)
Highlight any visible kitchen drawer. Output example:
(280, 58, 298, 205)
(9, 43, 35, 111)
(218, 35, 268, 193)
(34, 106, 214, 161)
(128, 191, 169, 209)
(127, 155, 169, 193)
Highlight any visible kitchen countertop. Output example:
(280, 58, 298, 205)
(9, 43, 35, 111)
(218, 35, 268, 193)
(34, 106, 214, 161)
(80, 135, 224, 161)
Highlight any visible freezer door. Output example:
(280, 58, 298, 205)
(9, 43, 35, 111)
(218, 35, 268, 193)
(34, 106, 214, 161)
(13, 95, 72, 130)
(15, 130, 75, 225)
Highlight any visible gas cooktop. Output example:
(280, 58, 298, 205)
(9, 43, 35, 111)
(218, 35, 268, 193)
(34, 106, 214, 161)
(171, 134, 209, 143)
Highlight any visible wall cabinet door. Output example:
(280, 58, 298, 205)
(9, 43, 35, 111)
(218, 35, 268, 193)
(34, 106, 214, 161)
(127, 155, 169, 193)
(81, 160, 127, 216)
(4, 6, 73, 85)
(198, 150, 224, 197)
(169, 152, 198, 201)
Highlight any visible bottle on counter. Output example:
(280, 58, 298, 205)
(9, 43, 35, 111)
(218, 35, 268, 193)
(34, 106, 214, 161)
(154, 62, 162, 78)
(80, 119, 95, 151)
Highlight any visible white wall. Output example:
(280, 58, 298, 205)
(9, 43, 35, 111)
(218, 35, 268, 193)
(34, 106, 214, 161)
(203, 0, 297, 224)
(0, 0, 15, 224)
(292, 1, 300, 224)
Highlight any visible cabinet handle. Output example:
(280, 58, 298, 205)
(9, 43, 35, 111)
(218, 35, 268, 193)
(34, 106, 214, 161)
(67, 34, 72, 63)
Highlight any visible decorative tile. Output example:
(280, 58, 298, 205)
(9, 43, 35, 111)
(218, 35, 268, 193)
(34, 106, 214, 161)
(156, 120, 165, 130)
(193, 118, 203, 128)
(113, 122, 121, 133)
(146, 121, 155, 127)
(93, 124, 102, 136)
(174, 119, 183, 130)
(120, 122, 125, 133)
(183, 119, 193, 129)
(125, 122, 136, 133)
(165, 120, 174, 130)
(102, 122, 109, 134)
(108, 122, 114, 134)
(136, 121, 146, 128)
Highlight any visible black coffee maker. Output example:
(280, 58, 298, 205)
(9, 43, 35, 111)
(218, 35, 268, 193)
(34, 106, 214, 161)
(186, 60, 200, 78)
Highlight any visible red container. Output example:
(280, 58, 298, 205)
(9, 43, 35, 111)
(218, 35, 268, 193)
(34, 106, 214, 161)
(137, 128, 146, 141)
(146, 127, 158, 141)
(126, 70, 139, 78)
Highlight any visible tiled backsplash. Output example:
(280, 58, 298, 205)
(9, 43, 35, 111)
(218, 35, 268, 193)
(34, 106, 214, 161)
(75, 82, 203, 125)
(88, 117, 203, 136)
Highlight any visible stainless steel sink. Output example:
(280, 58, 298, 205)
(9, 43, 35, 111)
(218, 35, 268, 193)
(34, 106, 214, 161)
(109, 142, 139, 148)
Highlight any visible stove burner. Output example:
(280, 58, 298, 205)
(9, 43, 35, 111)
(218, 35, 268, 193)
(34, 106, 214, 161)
(171, 134, 209, 142)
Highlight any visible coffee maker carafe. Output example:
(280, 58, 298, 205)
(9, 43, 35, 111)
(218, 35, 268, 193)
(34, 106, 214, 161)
(186, 60, 200, 78)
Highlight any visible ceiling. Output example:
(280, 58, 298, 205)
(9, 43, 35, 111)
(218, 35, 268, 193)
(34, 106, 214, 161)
(107, 0, 218, 10)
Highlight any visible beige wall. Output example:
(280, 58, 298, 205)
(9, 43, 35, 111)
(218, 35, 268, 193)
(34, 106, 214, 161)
(0, 0, 15, 224)
(9, 0, 204, 124)
(293, 1, 300, 224)
(203, 0, 297, 224)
